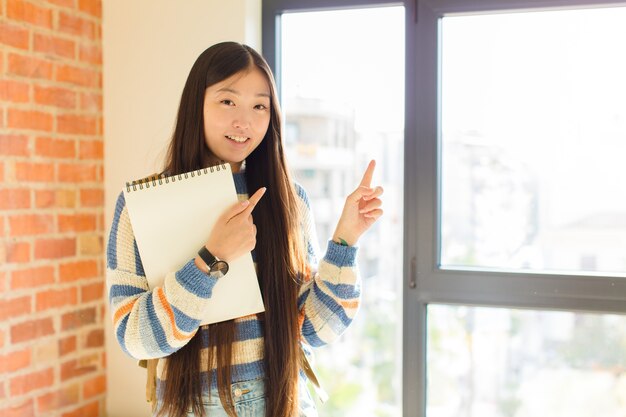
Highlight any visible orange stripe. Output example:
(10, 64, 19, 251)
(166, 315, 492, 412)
(155, 288, 193, 342)
(113, 299, 137, 324)
(340, 300, 359, 309)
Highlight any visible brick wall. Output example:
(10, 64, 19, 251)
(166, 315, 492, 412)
(0, 0, 105, 416)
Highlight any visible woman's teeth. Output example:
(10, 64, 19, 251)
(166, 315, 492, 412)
(226, 135, 248, 143)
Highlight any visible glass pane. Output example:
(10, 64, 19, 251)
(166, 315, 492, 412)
(281, 7, 404, 417)
(440, 7, 626, 274)
(428, 304, 626, 417)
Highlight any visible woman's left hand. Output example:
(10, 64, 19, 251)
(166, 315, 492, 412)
(332, 160, 384, 246)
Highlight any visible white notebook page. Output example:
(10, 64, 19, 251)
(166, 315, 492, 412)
(123, 164, 264, 325)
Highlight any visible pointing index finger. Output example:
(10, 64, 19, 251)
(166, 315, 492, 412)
(243, 187, 266, 215)
(359, 160, 376, 188)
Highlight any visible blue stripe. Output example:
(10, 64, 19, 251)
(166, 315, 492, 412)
(312, 283, 352, 328)
(115, 315, 130, 355)
(321, 282, 360, 300)
(294, 183, 311, 209)
(144, 292, 175, 354)
(175, 260, 217, 298)
(107, 192, 126, 270)
(297, 288, 310, 310)
(171, 305, 201, 333)
(323, 241, 357, 267)
(108, 284, 145, 304)
(301, 317, 325, 347)
(234, 318, 264, 342)
(233, 172, 248, 194)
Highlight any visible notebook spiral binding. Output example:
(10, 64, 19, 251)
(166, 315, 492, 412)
(125, 162, 227, 193)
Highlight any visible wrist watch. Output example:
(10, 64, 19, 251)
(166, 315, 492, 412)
(197, 246, 229, 278)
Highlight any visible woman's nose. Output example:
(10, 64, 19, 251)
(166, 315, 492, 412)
(232, 110, 251, 129)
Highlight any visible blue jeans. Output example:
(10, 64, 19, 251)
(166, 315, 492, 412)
(181, 377, 318, 417)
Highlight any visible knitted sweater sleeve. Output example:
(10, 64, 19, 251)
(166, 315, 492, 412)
(295, 185, 361, 347)
(106, 191, 218, 359)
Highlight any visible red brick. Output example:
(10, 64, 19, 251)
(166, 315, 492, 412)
(0, 329, 4, 348)
(79, 92, 102, 112)
(0, 348, 31, 373)
(34, 238, 75, 259)
(0, 399, 35, 417)
(34, 33, 75, 59)
(11, 317, 54, 344)
(58, 11, 96, 39)
(0, 134, 29, 156)
(11, 266, 55, 289)
(36, 287, 78, 311)
(57, 114, 97, 135)
(10, 367, 54, 396)
(34, 85, 77, 109)
(8, 53, 54, 79)
(56, 64, 100, 88)
(35, 137, 76, 158)
(78, 0, 101, 18)
(0, 189, 31, 210)
(0, 79, 29, 103)
(61, 307, 95, 331)
(6, 241, 31, 263)
(47, 0, 75, 7)
(78, 43, 101, 65)
(8, 109, 54, 131)
(58, 213, 96, 233)
(37, 383, 80, 413)
(80, 188, 103, 206)
(84, 329, 103, 349)
(78, 234, 102, 255)
(58, 164, 97, 182)
(81, 281, 103, 303)
(62, 400, 99, 417)
(9, 214, 54, 236)
(15, 161, 54, 182)
(0, 381, 4, 400)
(7, 0, 54, 29)
(0, 21, 29, 49)
(79, 139, 103, 159)
(83, 374, 105, 398)
(60, 357, 97, 381)
(59, 259, 98, 282)
(35, 189, 76, 208)
(0, 295, 31, 321)
(59, 335, 76, 356)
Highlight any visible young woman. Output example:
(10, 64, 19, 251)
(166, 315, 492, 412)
(107, 41, 383, 417)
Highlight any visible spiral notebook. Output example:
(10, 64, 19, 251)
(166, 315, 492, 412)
(123, 163, 265, 325)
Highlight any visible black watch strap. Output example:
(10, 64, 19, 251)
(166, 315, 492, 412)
(197, 246, 217, 269)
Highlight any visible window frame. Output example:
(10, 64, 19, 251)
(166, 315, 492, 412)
(262, 1, 626, 416)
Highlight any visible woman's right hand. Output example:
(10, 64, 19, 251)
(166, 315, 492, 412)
(201, 187, 266, 263)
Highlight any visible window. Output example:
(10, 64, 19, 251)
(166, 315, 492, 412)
(263, 1, 626, 416)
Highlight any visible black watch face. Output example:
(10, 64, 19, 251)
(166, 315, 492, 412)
(209, 261, 229, 278)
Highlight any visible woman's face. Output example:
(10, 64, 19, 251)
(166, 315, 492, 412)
(203, 66, 271, 172)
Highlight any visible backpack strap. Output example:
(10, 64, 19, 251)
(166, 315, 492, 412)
(138, 358, 159, 411)
(300, 346, 328, 403)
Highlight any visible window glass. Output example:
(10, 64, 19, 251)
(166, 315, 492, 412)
(440, 7, 626, 274)
(281, 6, 405, 416)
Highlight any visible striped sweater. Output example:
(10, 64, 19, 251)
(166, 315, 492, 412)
(106, 172, 361, 388)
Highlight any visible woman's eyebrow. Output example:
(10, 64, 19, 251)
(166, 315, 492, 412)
(216, 87, 270, 98)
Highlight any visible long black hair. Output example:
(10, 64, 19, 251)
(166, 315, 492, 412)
(157, 41, 305, 417)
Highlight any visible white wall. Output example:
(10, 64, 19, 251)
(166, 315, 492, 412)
(102, 1, 261, 415)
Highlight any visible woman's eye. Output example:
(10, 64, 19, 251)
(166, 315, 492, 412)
(221, 99, 234, 106)
(255, 104, 268, 110)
